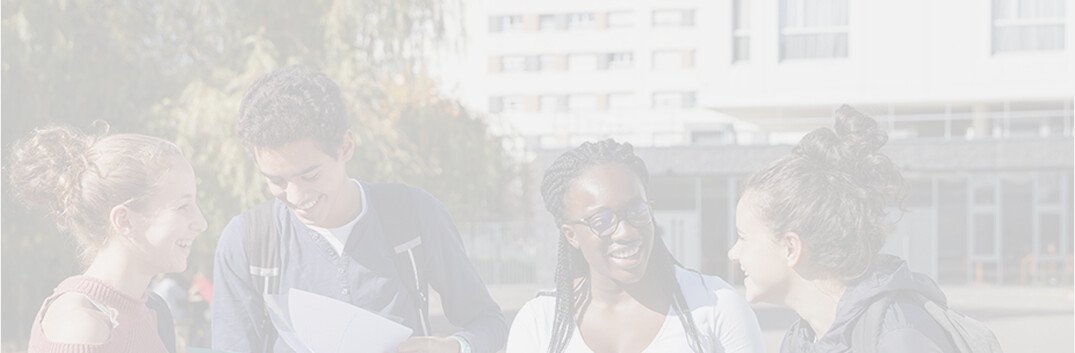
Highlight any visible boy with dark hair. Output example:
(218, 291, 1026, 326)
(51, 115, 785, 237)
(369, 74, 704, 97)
(212, 65, 507, 353)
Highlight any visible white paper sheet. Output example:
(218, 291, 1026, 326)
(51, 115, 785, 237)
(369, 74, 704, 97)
(287, 288, 414, 353)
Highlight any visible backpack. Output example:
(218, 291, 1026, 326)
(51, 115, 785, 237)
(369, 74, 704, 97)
(851, 291, 1003, 353)
(146, 291, 177, 353)
(242, 183, 430, 352)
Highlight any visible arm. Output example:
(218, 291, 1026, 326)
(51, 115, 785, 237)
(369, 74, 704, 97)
(712, 287, 767, 353)
(211, 216, 268, 352)
(413, 189, 509, 353)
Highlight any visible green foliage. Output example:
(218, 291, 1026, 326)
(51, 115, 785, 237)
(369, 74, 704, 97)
(1, 0, 519, 348)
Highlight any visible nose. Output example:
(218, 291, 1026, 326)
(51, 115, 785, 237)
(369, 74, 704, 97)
(608, 218, 640, 243)
(727, 240, 740, 261)
(284, 182, 306, 205)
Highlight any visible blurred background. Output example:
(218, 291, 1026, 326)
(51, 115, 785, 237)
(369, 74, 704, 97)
(2, 0, 1073, 352)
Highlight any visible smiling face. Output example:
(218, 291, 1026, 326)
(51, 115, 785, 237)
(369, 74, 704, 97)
(727, 190, 793, 304)
(253, 136, 357, 228)
(128, 156, 208, 274)
(560, 163, 655, 285)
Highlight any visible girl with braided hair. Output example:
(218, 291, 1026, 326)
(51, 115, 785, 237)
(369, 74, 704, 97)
(507, 139, 764, 353)
(728, 105, 962, 353)
(9, 124, 208, 353)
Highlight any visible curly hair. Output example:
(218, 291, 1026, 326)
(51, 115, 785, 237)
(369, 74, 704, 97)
(744, 105, 907, 282)
(539, 139, 704, 353)
(237, 65, 350, 154)
(8, 123, 183, 265)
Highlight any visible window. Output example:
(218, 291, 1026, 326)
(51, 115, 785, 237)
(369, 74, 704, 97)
(608, 11, 635, 28)
(568, 94, 597, 112)
(993, 0, 1066, 52)
(653, 51, 684, 70)
(539, 14, 560, 31)
(780, 0, 849, 59)
(606, 52, 634, 70)
(733, 0, 751, 62)
(653, 10, 695, 27)
(501, 55, 527, 72)
(607, 93, 635, 111)
(567, 13, 595, 30)
(653, 91, 696, 110)
(489, 15, 524, 32)
(540, 95, 566, 113)
(539, 55, 558, 71)
(502, 96, 524, 113)
(568, 54, 598, 72)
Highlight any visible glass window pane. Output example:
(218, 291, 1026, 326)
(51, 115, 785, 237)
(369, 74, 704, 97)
(568, 54, 598, 72)
(608, 11, 634, 28)
(568, 94, 597, 112)
(607, 93, 635, 111)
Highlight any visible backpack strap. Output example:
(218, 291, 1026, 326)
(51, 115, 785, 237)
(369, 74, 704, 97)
(851, 294, 897, 353)
(366, 183, 431, 336)
(242, 200, 281, 352)
(146, 291, 177, 353)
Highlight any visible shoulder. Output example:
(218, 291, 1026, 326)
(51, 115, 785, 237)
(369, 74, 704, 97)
(214, 215, 246, 256)
(506, 295, 557, 351)
(674, 267, 745, 310)
(516, 294, 557, 320)
(40, 292, 112, 344)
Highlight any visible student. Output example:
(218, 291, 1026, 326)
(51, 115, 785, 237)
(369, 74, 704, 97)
(507, 139, 765, 353)
(211, 65, 507, 353)
(727, 105, 958, 352)
(10, 124, 207, 353)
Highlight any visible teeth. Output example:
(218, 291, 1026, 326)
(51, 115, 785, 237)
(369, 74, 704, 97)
(609, 244, 641, 259)
(297, 197, 319, 210)
(176, 240, 192, 248)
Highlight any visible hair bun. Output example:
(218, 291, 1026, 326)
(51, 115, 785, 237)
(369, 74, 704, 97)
(8, 126, 95, 220)
(794, 105, 888, 169)
(833, 105, 887, 158)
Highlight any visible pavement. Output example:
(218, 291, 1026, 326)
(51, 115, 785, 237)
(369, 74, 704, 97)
(430, 284, 1075, 353)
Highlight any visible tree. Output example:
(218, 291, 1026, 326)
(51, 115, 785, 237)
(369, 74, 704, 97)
(1, 0, 521, 349)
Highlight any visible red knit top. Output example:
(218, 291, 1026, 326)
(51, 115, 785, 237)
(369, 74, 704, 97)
(28, 276, 170, 353)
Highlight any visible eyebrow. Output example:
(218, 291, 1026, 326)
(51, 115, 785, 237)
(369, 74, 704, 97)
(260, 165, 320, 180)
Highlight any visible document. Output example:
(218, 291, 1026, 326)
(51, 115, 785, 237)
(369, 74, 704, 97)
(262, 288, 414, 353)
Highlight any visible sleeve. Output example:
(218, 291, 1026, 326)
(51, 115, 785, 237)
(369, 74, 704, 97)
(711, 285, 767, 353)
(211, 216, 268, 353)
(413, 189, 509, 353)
(505, 299, 547, 353)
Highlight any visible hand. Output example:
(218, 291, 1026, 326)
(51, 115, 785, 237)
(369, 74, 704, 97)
(396, 336, 460, 353)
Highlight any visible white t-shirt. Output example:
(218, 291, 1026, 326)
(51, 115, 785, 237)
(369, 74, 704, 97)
(306, 179, 366, 256)
(506, 266, 765, 353)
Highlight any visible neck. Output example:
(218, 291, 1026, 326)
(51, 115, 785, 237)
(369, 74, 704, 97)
(326, 179, 363, 228)
(586, 263, 669, 312)
(82, 243, 154, 299)
(785, 277, 847, 340)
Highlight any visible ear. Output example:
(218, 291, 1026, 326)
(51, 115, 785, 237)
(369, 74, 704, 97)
(109, 204, 134, 236)
(337, 130, 355, 162)
(781, 232, 804, 267)
(561, 224, 581, 249)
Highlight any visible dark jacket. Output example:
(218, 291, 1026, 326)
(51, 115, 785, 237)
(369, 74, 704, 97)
(780, 255, 957, 353)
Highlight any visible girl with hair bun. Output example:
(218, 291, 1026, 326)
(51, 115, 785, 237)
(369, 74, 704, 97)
(727, 105, 959, 352)
(9, 124, 208, 353)
(507, 139, 764, 353)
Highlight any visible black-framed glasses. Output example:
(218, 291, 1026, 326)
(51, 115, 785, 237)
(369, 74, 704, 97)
(565, 200, 655, 238)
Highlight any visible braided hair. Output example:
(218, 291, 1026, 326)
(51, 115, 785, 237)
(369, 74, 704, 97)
(539, 139, 705, 353)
